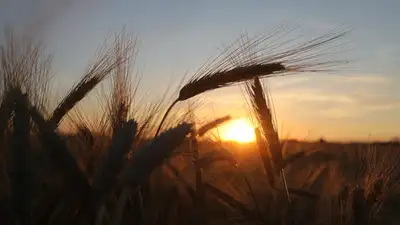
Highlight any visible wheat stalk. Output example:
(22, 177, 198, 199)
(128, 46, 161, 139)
(197, 115, 232, 137)
(155, 63, 285, 136)
(0, 89, 18, 142)
(245, 78, 291, 203)
(188, 130, 207, 224)
(246, 78, 284, 169)
(0, 28, 53, 113)
(29, 105, 90, 195)
(9, 90, 31, 225)
(92, 120, 137, 210)
(106, 31, 138, 135)
(49, 33, 134, 126)
(155, 26, 349, 137)
(112, 123, 191, 225)
(120, 123, 192, 187)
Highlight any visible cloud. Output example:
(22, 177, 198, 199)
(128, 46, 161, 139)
(273, 89, 355, 104)
(337, 75, 390, 84)
(299, 73, 391, 85)
(268, 76, 312, 88)
(377, 44, 400, 61)
(319, 107, 358, 119)
(363, 102, 400, 112)
(307, 98, 400, 119)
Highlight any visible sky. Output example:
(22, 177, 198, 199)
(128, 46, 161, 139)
(1, 0, 400, 141)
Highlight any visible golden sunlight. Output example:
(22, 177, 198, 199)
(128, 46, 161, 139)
(220, 118, 256, 143)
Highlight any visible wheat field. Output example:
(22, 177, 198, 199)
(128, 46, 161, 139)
(0, 25, 399, 225)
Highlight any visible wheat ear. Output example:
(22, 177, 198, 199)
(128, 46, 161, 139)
(112, 123, 191, 225)
(245, 78, 290, 203)
(29, 105, 90, 193)
(197, 115, 232, 137)
(120, 123, 192, 187)
(156, 27, 349, 137)
(0, 89, 18, 141)
(0, 28, 53, 112)
(92, 120, 137, 210)
(155, 64, 284, 137)
(49, 34, 133, 125)
(9, 91, 31, 225)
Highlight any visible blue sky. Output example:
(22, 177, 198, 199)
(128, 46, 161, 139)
(1, 0, 400, 141)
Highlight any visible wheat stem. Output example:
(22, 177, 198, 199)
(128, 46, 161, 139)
(280, 169, 291, 203)
(154, 99, 178, 137)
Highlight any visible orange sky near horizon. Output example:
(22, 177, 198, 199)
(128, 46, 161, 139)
(54, 73, 400, 143)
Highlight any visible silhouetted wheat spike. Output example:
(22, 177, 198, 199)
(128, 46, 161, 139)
(30, 106, 95, 224)
(107, 32, 136, 134)
(113, 123, 191, 225)
(0, 28, 53, 112)
(77, 125, 95, 149)
(9, 90, 31, 225)
(0, 89, 18, 140)
(155, 63, 285, 137)
(246, 78, 284, 171)
(197, 115, 232, 137)
(179, 63, 285, 102)
(29, 105, 90, 195)
(92, 120, 137, 210)
(246, 78, 291, 203)
(156, 26, 349, 136)
(49, 36, 132, 125)
(49, 75, 108, 126)
(120, 123, 192, 187)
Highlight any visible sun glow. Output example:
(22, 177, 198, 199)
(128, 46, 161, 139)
(220, 118, 256, 143)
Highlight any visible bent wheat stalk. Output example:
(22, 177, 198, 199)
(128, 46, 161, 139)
(49, 34, 133, 125)
(155, 63, 285, 136)
(155, 26, 349, 136)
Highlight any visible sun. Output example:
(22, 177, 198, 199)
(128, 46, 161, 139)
(219, 118, 256, 143)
